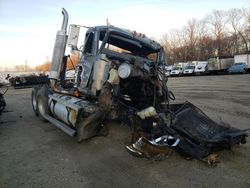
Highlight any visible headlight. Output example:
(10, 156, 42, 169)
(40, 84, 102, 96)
(118, 63, 131, 79)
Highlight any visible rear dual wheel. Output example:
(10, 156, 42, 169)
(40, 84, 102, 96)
(31, 86, 40, 116)
(31, 85, 51, 121)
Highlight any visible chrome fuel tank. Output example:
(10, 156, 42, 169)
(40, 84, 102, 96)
(49, 93, 97, 127)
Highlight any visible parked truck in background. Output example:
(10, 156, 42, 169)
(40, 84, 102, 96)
(194, 61, 208, 75)
(234, 54, 250, 70)
(208, 57, 234, 74)
(183, 63, 195, 75)
(170, 66, 183, 76)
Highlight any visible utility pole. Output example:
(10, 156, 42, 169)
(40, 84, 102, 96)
(248, 18, 250, 51)
(25, 60, 28, 71)
(106, 19, 110, 26)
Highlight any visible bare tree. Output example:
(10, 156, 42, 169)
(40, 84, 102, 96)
(227, 8, 244, 53)
(161, 33, 171, 64)
(184, 18, 198, 60)
(161, 7, 250, 64)
(241, 7, 250, 51)
(207, 10, 228, 56)
(196, 19, 213, 60)
(168, 30, 179, 64)
(173, 28, 189, 62)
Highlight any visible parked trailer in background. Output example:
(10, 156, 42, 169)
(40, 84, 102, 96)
(208, 57, 234, 74)
(10, 75, 48, 89)
(234, 54, 250, 70)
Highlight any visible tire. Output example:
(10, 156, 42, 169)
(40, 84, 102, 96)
(36, 85, 51, 122)
(0, 93, 6, 115)
(31, 86, 40, 116)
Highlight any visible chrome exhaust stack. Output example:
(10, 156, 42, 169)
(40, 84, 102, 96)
(49, 8, 68, 81)
(49, 8, 78, 96)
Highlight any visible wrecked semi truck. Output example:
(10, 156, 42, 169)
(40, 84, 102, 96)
(31, 9, 248, 163)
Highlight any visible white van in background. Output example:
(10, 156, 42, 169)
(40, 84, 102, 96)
(170, 66, 183, 76)
(164, 65, 173, 76)
(183, 64, 195, 75)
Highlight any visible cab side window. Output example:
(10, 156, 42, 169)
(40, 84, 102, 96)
(83, 32, 94, 54)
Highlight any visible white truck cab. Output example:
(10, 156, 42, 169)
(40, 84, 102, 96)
(170, 67, 183, 76)
(194, 61, 208, 75)
(183, 65, 195, 75)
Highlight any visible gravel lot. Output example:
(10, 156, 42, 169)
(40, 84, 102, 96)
(0, 74, 250, 188)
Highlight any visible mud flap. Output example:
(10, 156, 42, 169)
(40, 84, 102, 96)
(76, 82, 113, 142)
(77, 108, 107, 142)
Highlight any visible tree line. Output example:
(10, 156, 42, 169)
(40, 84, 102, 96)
(161, 8, 250, 64)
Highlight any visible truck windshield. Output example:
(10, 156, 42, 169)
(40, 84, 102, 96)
(172, 67, 181, 70)
(234, 63, 244, 66)
(185, 66, 195, 69)
(99, 30, 160, 62)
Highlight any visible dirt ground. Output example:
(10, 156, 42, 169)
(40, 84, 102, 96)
(0, 74, 250, 188)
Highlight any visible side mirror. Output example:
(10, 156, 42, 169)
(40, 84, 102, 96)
(68, 24, 80, 48)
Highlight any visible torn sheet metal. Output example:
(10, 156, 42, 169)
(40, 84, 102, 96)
(171, 102, 248, 151)
(125, 136, 175, 160)
(125, 102, 248, 162)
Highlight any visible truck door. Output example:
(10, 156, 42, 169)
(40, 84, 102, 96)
(78, 31, 98, 89)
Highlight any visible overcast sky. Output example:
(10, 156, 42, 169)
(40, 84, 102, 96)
(0, 0, 249, 68)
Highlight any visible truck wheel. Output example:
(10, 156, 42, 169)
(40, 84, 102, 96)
(31, 86, 40, 116)
(36, 85, 51, 122)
